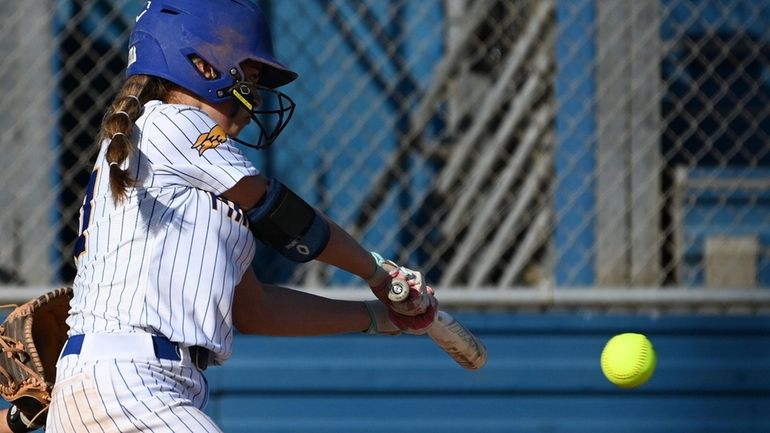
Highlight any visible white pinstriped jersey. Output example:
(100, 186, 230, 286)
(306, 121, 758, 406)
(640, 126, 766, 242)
(69, 100, 257, 364)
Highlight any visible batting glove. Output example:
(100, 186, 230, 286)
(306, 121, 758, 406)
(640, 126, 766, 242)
(362, 300, 400, 335)
(362, 299, 437, 335)
(387, 294, 438, 335)
(367, 252, 435, 317)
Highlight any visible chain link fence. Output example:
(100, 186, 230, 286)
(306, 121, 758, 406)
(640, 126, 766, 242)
(1, 0, 769, 304)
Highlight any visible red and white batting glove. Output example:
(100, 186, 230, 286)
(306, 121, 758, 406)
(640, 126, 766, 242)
(362, 299, 437, 336)
(362, 300, 400, 335)
(366, 252, 439, 335)
(367, 253, 435, 317)
(387, 292, 438, 335)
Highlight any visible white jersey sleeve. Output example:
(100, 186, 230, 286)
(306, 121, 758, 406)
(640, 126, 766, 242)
(138, 102, 258, 193)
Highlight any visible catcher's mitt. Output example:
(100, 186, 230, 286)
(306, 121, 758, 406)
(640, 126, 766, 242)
(0, 288, 72, 426)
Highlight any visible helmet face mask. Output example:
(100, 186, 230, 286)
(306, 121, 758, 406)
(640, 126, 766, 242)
(224, 68, 296, 150)
(127, 0, 298, 148)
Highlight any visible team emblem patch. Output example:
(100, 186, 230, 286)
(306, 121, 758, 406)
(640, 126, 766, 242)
(193, 125, 227, 155)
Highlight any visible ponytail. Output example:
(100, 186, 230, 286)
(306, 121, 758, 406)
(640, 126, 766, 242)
(100, 75, 170, 203)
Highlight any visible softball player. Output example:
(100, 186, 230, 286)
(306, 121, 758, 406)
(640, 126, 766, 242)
(46, 1, 437, 432)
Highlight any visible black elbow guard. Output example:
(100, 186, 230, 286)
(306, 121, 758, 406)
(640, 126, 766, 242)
(246, 178, 330, 262)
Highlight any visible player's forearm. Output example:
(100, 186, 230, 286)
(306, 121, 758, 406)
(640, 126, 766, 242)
(316, 217, 378, 281)
(314, 217, 396, 303)
(0, 409, 11, 433)
(233, 269, 370, 336)
(256, 284, 370, 336)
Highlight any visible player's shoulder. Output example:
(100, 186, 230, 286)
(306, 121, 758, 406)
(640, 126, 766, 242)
(138, 101, 219, 147)
(141, 101, 217, 131)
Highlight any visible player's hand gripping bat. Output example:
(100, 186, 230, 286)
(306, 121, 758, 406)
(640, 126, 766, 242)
(388, 280, 488, 370)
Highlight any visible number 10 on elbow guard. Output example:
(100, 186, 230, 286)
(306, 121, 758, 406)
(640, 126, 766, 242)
(388, 282, 488, 370)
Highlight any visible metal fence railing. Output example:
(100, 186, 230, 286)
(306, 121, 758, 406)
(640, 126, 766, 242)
(0, 0, 768, 304)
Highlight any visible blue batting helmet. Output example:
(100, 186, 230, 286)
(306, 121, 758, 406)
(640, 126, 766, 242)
(127, 0, 298, 102)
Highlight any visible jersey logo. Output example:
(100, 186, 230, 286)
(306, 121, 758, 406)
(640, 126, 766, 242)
(193, 125, 227, 155)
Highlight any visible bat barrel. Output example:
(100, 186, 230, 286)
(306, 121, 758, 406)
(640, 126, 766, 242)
(429, 311, 488, 370)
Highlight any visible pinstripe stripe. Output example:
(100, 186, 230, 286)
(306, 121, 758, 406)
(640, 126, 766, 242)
(161, 198, 186, 341)
(114, 202, 141, 329)
(78, 376, 107, 433)
(146, 136, 177, 164)
(146, 189, 178, 331)
(197, 208, 223, 346)
(68, 380, 95, 433)
(155, 113, 196, 156)
(127, 192, 157, 314)
(222, 222, 251, 343)
(104, 368, 154, 433)
(50, 399, 69, 433)
(113, 361, 167, 433)
(102, 211, 122, 332)
(187, 197, 211, 344)
(212, 211, 235, 342)
(178, 195, 200, 342)
(191, 366, 208, 408)
(160, 112, 204, 152)
(151, 159, 224, 192)
(180, 405, 222, 433)
(64, 401, 78, 431)
(91, 363, 123, 433)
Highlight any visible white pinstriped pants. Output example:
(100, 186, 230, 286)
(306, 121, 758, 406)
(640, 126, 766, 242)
(46, 336, 221, 433)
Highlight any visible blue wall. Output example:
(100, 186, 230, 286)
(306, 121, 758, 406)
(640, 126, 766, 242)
(205, 312, 770, 432)
(2, 311, 768, 431)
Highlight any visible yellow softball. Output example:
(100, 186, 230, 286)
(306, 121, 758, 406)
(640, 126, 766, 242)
(600, 333, 656, 388)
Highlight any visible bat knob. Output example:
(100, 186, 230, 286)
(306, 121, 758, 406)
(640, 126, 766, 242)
(388, 280, 410, 302)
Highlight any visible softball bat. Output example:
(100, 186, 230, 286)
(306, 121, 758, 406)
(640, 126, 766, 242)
(388, 282, 488, 370)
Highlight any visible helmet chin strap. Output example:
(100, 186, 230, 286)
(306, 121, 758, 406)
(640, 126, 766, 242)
(223, 68, 296, 150)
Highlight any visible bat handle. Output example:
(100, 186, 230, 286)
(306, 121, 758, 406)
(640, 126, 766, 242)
(387, 280, 410, 302)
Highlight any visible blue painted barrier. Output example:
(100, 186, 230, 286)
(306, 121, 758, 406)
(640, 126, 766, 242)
(205, 312, 770, 433)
